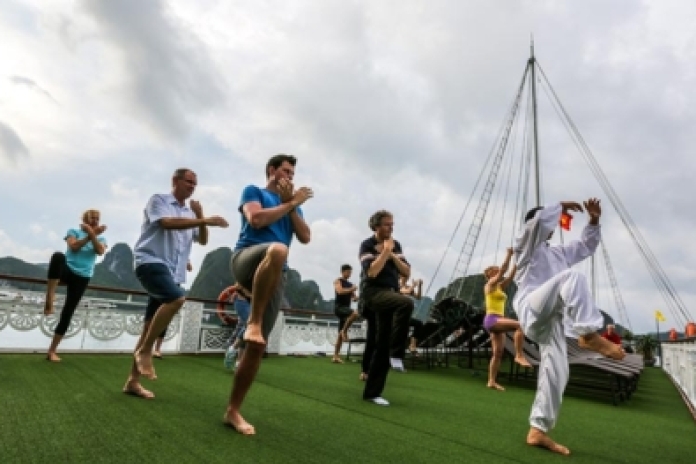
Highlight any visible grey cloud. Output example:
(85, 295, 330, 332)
(0, 121, 29, 163)
(234, 1, 653, 189)
(4, 1, 694, 334)
(9, 76, 59, 104)
(214, 1, 696, 330)
(79, 0, 226, 140)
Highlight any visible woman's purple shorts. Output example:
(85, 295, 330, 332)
(483, 314, 501, 332)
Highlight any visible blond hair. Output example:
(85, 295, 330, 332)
(81, 209, 100, 223)
(483, 266, 498, 278)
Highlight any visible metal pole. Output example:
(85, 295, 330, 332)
(656, 317, 661, 367)
(529, 38, 541, 207)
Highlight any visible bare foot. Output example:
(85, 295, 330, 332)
(134, 351, 156, 379)
(579, 333, 626, 360)
(224, 411, 255, 435)
(340, 330, 349, 342)
(527, 427, 570, 455)
(359, 372, 368, 381)
(123, 381, 155, 399)
(515, 355, 532, 368)
(243, 323, 267, 346)
(331, 356, 344, 364)
(43, 302, 54, 316)
(487, 382, 505, 391)
(153, 351, 162, 359)
(46, 353, 61, 363)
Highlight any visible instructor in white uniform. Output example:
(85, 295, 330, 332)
(513, 198, 625, 456)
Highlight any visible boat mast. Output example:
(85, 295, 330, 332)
(529, 37, 541, 207)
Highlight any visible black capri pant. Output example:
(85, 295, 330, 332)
(48, 252, 90, 336)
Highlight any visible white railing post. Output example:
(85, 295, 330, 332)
(661, 341, 696, 412)
(179, 301, 203, 353)
(267, 311, 285, 354)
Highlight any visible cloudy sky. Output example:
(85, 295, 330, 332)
(2, 0, 695, 334)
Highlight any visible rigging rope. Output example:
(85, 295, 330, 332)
(536, 62, 692, 326)
(419, 69, 530, 307)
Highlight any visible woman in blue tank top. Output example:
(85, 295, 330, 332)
(44, 209, 107, 362)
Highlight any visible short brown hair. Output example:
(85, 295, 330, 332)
(173, 168, 195, 179)
(369, 210, 393, 231)
(265, 154, 297, 178)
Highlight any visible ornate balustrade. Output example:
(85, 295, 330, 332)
(0, 300, 188, 354)
(0, 289, 365, 357)
(661, 338, 696, 416)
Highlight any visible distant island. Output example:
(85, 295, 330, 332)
(0, 243, 435, 317)
(0, 243, 622, 328)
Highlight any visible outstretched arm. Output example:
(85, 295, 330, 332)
(500, 262, 516, 290)
(562, 198, 602, 266)
(485, 248, 513, 293)
(515, 201, 582, 267)
(149, 195, 227, 233)
(413, 279, 423, 300)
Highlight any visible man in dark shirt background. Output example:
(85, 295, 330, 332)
(332, 264, 358, 363)
(358, 210, 414, 406)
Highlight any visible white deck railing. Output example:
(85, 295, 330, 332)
(661, 339, 696, 414)
(0, 296, 365, 357)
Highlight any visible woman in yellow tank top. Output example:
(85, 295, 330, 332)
(483, 247, 531, 391)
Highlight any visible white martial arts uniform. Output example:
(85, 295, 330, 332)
(513, 203, 604, 433)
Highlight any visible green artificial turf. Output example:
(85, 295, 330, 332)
(0, 354, 693, 463)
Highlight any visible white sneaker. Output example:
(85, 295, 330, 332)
(367, 397, 390, 406)
(390, 358, 406, 372)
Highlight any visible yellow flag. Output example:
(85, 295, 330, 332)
(655, 310, 666, 322)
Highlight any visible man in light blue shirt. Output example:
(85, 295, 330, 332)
(123, 168, 229, 400)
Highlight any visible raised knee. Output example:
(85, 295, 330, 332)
(266, 243, 289, 263)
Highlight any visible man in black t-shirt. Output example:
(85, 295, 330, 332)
(332, 264, 358, 363)
(358, 210, 414, 406)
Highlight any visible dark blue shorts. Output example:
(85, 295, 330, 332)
(135, 263, 185, 321)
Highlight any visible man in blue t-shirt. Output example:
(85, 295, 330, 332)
(224, 154, 313, 435)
